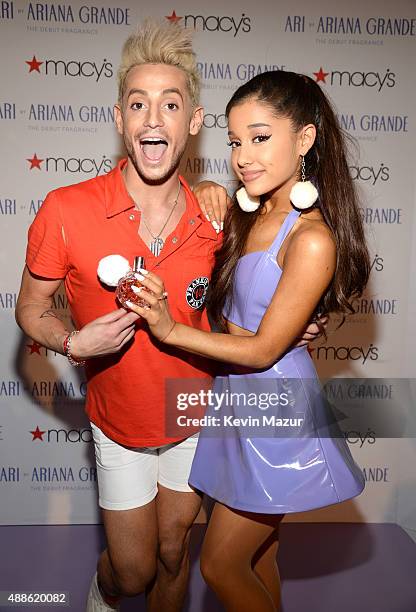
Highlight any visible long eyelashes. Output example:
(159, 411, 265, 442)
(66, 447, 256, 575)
(254, 134, 271, 143)
(226, 133, 272, 148)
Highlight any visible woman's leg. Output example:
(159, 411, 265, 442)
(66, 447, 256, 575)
(200, 502, 283, 612)
(252, 528, 282, 606)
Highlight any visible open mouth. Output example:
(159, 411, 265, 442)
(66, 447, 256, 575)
(139, 137, 168, 162)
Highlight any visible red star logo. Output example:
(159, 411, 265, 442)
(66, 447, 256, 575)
(26, 55, 43, 73)
(30, 426, 46, 441)
(165, 10, 182, 24)
(27, 340, 42, 354)
(313, 67, 329, 84)
(27, 154, 44, 170)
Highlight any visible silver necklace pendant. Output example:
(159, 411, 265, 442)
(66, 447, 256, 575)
(127, 180, 182, 259)
(150, 237, 164, 257)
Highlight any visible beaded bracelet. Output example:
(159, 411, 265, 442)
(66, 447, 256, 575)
(63, 330, 86, 367)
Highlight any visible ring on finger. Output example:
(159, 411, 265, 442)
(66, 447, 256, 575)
(157, 291, 168, 301)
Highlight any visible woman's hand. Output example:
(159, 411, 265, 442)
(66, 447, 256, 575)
(293, 314, 329, 347)
(192, 181, 231, 232)
(124, 270, 176, 343)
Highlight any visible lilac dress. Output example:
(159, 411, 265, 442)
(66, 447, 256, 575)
(189, 209, 365, 513)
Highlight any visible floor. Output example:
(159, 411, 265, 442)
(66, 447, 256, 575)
(1, 523, 416, 611)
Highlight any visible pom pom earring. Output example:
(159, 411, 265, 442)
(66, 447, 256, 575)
(290, 156, 319, 210)
(236, 186, 261, 212)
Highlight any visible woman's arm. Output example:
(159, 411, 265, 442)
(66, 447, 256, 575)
(130, 226, 336, 369)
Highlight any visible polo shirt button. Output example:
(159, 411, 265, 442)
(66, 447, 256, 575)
(129, 214, 135, 221)
(189, 218, 195, 225)
(172, 236, 178, 244)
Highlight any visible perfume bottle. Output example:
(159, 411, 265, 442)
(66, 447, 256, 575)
(116, 256, 149, 308)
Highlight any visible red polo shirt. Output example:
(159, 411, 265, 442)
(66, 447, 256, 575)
(26, 159, 221, 446)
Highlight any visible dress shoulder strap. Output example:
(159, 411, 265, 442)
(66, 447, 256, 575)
(269, 209, 301, 256)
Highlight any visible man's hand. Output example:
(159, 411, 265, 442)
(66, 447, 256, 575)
(294, 315, 329, 348)
(193, 181, 231, 232)
(70, 308, 140, 360)
(16, 266, 140, 360)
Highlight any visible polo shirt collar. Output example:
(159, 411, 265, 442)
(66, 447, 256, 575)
(178, 177, 218, 241)
(104, 159, 134, 218)
(104, 159, 217, 241)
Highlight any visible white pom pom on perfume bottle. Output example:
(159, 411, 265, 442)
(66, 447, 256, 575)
(236, 187, 261, 212)
(289, 181, 319, 210)
(97, 255, 131, 287)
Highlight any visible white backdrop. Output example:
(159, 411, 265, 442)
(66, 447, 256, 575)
(0, 0, 415, 529)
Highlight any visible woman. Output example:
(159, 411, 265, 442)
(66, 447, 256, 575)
(127, 71, 370, 611)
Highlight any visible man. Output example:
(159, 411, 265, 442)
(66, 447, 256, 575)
(16, 19, 321, 612)
(16, 19, 223, 611)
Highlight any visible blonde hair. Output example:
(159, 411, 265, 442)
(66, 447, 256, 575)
(117, 19, 200, 107)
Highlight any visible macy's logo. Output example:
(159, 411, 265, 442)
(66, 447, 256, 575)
(313, 67, 395, 91)
(166, 10, 251, 36)
(25, 55, 113, 81)
(26, 154, 113, 176)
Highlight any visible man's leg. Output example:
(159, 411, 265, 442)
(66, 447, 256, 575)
(88, 424, 160, 608)
(146, 486, 202, 611)
(146, 435, 203, 612)
(97, 503, 158, 599)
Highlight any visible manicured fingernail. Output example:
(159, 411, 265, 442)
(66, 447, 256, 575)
(125, 301, 135, 308)
(134, 273, 144, 281)
(138, 268, 148, 275)
(205, 213, 210, 221)
(220, 222, 224, 231)
(132, 285, 143, 294)
(212, 220, 220, 231)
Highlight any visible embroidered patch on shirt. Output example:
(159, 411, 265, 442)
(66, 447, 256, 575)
(186, 276, 209, 309)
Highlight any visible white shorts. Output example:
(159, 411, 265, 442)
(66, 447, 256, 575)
(91, 423, 199, 511)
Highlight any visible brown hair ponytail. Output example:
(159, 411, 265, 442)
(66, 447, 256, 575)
(208, 70, 370, 331)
